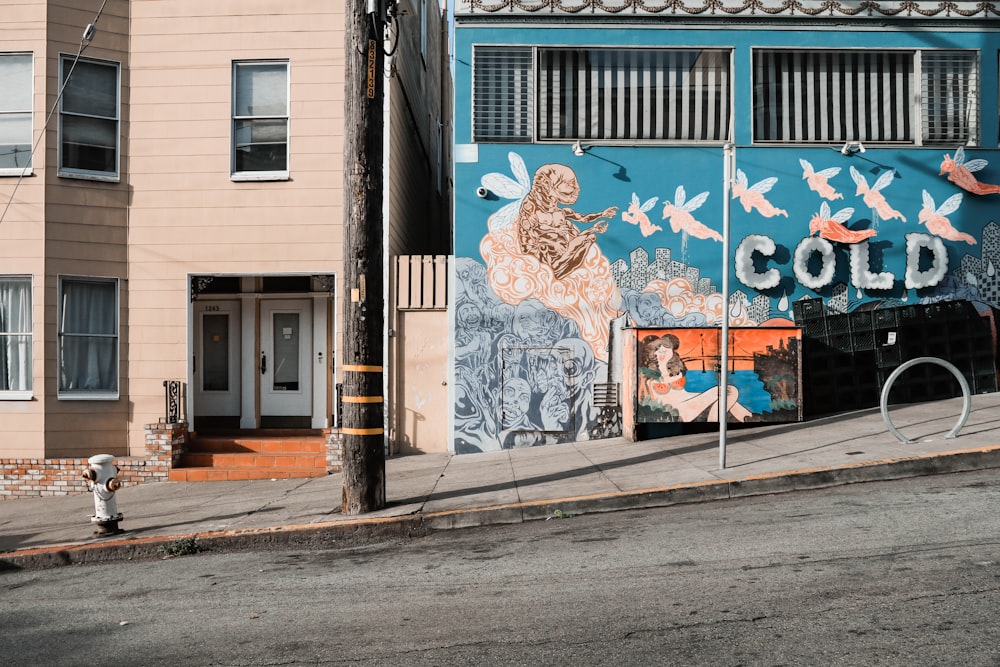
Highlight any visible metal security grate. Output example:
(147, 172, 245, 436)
(473, 46, 533, 143)
(921, 50, 979, 146)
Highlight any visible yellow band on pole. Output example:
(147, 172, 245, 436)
(342, 396, 383, 403)
(342, 364, 383, 373)
(342, 427, 384, 436)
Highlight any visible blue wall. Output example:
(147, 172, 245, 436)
(452, 23, 1000, 453)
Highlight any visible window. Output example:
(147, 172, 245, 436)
(0, 277, 31, 397)
(753, 49, 979, 146)
(232, 60, 289, 179)
(473, 46, 732, 143)
(0, 53, 32, 175)
(473, 46, 533, 142)
(58, 277, 119, 398)
(59, 56, 120, 179)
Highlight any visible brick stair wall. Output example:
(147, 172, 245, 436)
(167, 430, 332, 482)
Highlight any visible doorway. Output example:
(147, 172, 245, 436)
(259, 299, 313, 427)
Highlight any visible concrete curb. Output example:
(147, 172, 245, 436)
(3, 445, 999, 572)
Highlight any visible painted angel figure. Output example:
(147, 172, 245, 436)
(850, 166, 906, 223)
(732, 169, 788, 217)
(800, 158, 843, 201)
(622, 193, 661, 237)
(940, 146, 1000, 195)
(662, 186, 720, 241)
(808, 202, 872, 243)
(480, 151, 532, 232)
(919, 190, 975, 244)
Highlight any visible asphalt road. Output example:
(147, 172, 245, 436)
(3, 469, 999, 666)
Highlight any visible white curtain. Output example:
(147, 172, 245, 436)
(0, 278, 31, 392)
(59, 279, 117, 392)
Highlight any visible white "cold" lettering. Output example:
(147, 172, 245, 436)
(735, 233, 949, 292)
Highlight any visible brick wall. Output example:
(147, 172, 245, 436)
(324, 428, 344, 472)
(0, 422, 188, 500)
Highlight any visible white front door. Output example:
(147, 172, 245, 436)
(193, 300, 241, 417)
(260, 299, 312, 417)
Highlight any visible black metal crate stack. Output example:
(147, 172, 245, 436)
(793, 298, 998, 417)
(794, 299, 880, 416)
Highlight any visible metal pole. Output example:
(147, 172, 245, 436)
(720, 143, 734, 470)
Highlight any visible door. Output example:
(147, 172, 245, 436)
(193, 300, 241, 417)
(260, 299, 312, 418)
(397, 310, 449, 453)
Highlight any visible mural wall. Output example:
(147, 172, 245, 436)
(452, 26, 1000, 454)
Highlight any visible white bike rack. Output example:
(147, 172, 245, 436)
(880, 356, 971, 444)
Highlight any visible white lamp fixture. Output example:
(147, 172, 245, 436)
(840, 141, 866, 156)
(572, 140, 586, 157)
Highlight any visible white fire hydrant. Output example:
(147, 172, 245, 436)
(82, 454, 124, 536)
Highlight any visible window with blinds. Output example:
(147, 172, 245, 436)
(472, 46, 732, 143)
(921, 51, 978, 146)
(538, 48, 731, 142)
(473, 46, 533, 142)
(753, 49, 979, 146)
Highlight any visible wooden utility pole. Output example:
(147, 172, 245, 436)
(341, 0, 386, 514)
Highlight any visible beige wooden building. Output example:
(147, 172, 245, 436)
(0, 0, 450, 494)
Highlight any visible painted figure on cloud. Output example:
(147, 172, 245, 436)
(622, 193, 662, 237)
(850, 166, 906, 223)
(732, 169, 788, 217)
(808, 202, 873, 243)
(661, 186, 720, 241)
(514, 163, 618, 279)
(919, 190, 976, 245)
(940, 147, 1000, 196)
(799, 159, 843, 201)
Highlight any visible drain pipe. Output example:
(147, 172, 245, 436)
(719, 143, 735, 470)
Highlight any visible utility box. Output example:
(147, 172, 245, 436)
(622, 327, 803, 441)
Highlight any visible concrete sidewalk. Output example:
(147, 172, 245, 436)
(3, 392, 1000, 570)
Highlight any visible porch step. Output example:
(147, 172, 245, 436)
(169, 430, 328, 482)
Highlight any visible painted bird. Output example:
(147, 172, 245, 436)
(918, 190, 976, 244)
(939, 146, 1000, 196)
(808, 202, 873, 243)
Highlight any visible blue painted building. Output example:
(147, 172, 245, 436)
(451, 0, 1000, 453)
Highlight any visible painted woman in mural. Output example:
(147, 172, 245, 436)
(638, 334, 751, 422)
(515, 163, 618, 279)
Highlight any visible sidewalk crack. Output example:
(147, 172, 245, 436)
(575, 444, 624, 492)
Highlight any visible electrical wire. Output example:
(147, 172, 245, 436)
(0, 0, 109, 226)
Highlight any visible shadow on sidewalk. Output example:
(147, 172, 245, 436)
(392, 437, 720, 507)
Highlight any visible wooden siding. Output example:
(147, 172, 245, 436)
(125, 0, 345, 452)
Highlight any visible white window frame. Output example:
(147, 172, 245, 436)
(0, 275, 33, 400)
(752, 48, 979, 147)
(231, 60, 290, 182)
(472, 45, 734, 145)
(57, 54, 120, 181)
(0, 53, 33, 177)
(57, 275, 120, 400)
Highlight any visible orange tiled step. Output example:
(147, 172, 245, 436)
(169, 430, 328, 482)
(168, 466, 327, 482)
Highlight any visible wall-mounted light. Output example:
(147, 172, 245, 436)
(840, 141, 866, 156)
(572, 140, 586, 157)
(476, 186, 490, 199)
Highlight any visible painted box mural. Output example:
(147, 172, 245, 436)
(621, 327, 803, 439)
(452, 1, 1000, 454)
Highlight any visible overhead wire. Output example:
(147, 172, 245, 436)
(0, 0, 109, 226)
